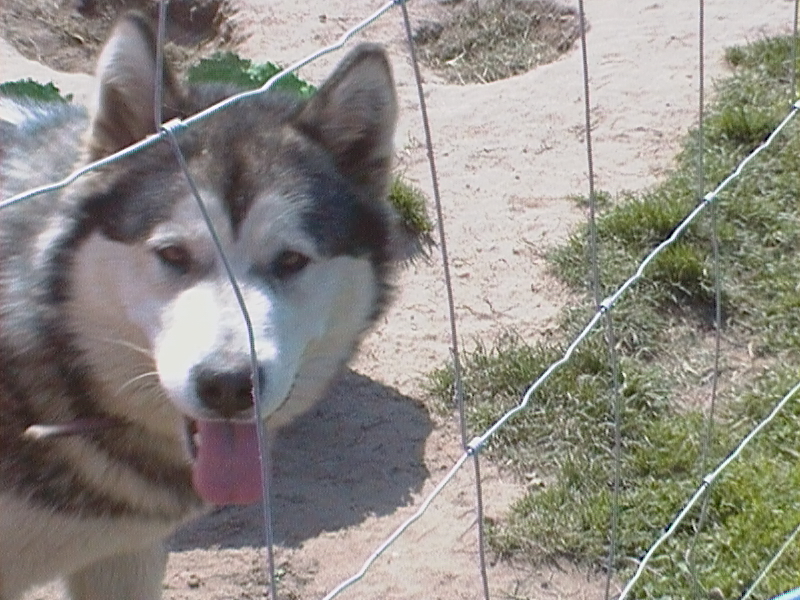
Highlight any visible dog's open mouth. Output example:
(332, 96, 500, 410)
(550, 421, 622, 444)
(184, 418, 265, 506)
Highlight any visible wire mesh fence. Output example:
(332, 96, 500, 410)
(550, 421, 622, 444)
(2, 0, 799, 598)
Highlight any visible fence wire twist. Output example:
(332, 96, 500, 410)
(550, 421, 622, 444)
(618, 377, 800, 600)
(3, 2, 800, 599)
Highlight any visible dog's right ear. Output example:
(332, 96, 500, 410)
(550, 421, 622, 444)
(88, 12, 184, 160)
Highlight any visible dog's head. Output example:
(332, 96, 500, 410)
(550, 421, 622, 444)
(54, 13, 405, 504)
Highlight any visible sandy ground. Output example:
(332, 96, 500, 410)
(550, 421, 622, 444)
(3, 0, 796, 598)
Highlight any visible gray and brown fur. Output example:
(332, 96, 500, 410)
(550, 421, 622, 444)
(0, 11, 404, 599)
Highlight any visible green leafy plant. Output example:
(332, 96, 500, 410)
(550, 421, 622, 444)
(0, 79, 71, 102)
(187, 51, 315, 98)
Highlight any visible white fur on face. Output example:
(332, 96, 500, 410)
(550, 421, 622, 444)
(67, 232, 182, 439)
(69, 189, 381, 428)
(153, 279, 276, 420)
(263, 255, 380, 426)
(154, 253, 380, 423)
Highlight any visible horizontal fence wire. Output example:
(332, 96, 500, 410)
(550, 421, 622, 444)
(618, 378, 800, 600)
(0, 0, 404, 211)
(321, 100, 800, 598)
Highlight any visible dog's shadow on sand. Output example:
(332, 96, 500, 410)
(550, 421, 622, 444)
(169, 369, 433, 550)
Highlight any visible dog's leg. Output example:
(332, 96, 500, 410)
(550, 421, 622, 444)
(65, 542, 167, 600)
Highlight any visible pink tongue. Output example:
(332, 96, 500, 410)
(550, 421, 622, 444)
(192, 421, 264, 505)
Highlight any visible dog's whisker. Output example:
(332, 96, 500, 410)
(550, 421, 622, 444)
(90, 335, 154, 359)
(115, 370, 160, 396)
(24, 418, 124, 440)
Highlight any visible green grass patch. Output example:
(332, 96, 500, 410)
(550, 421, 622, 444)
(428, 34, 800, 599)
(388, 177, 434, 238)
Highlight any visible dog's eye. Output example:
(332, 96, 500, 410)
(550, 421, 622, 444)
(155, 244, 192, 274)
(272, 250, 310, 280)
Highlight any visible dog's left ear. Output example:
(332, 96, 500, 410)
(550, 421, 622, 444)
(88, 12, 184, 160)
(294, 43, 398, 203)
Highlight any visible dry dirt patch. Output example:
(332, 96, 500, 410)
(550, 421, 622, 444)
(415, 0, 582, 84)
(0, 0, 234, 74)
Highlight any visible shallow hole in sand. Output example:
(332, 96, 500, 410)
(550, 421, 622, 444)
(414, 0, 584, 84)
(0, 0, 235, 74)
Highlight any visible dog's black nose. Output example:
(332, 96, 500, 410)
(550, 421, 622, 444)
(194, 365, 256, 418)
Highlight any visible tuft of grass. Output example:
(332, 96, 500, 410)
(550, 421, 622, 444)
(428, 34, 800, 599)
(648, 242, 717, 309)
(388, 177, 434, 237)
(387, 177, 435, 259)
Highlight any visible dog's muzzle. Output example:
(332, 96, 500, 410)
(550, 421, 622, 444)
(192, 362, 262, 419)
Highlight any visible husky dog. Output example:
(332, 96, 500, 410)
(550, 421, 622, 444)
(0, 12, 405, 599)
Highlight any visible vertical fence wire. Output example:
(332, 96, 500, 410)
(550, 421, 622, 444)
(686, 0, 721, 596)
(399, 2, 491, 598)
(602, 315, 622, 600)
(577, 0, 600, 310)
(162, 125, 279, 599)
(574, 1, 624, 595)
(793, 0, 799, 99)
(154, 0, 168, 131)
(153, 2, 281, 597)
